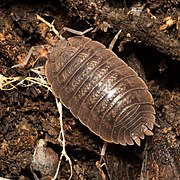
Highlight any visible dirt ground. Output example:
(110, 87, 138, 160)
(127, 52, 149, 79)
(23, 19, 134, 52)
(0, 0, 179, 179)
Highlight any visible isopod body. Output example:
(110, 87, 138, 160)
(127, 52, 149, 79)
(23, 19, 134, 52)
(45, 36, 156, 146)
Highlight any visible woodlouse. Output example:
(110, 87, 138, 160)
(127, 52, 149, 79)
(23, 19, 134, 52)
(45, 34, 156, 146)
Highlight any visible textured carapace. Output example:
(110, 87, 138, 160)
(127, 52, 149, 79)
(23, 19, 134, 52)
(45, 36, 156, 146)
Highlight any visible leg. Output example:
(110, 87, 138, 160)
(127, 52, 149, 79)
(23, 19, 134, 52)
(109, 30, 122, 51)
(37, 14, 93, 38)
(99, 142, 107, 165)
(96, 142, 108, 180)
(12, 45, 50, 68)
(59, 27, 93, 36)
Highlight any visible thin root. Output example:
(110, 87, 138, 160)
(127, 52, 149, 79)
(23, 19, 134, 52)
(1, 70, 72, 179)
(0, 74, 22, 90)
(52, 98, 73, 180)
(36, 14, 62, 39)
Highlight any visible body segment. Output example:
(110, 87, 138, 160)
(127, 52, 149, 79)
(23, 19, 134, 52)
(45, 36, 155, 146)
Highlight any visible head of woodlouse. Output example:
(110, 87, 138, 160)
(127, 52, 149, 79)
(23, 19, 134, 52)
(45, 38, 70, 85)
(45, 36, 156, 146)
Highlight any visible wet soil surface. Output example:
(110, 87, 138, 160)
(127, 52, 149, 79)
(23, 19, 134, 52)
(0, 0, 179, 179)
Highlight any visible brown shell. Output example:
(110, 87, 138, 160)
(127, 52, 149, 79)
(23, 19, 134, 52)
(45, 36, 155, 146)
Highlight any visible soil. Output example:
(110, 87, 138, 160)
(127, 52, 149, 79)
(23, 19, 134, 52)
(0, 0, 179, 179)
